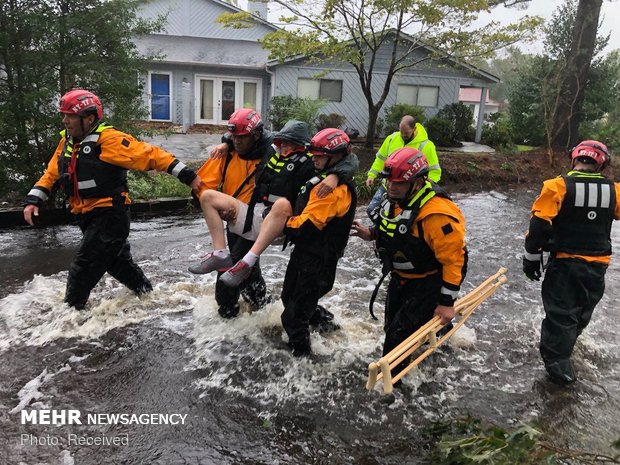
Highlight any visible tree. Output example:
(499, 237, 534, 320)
(219, 0, 542, 148)
(550, 0, 605, 149)
(502, 0, 617, 160)
(0, 0, 163, 197)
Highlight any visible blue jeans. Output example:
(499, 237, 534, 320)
(366, 184, 386, 219)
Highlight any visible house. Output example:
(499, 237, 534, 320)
(135, 2, 499, 142)
(267, 32, 500, 141)
(459, 87, 502, 124)
(134, 0, 276, 129)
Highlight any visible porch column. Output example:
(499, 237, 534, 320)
(474, 87, 487, 143)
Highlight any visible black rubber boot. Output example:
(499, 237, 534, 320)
(546, 360, 576, 385)
(309, 305, 341, 333)
(289, 338, 312, 357)
(218, 304, 240, 319)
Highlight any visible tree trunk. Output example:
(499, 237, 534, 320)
(365, 105, 380, 150)
(551, 0, 602, 150)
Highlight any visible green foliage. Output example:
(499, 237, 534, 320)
(127, 172, 192, 200)
(426, 103, 474, 147)
(437, 103, 475, 141)
(384, 103, 427, 133)
(427, 417, 620, 465)
(267, 96, 327, 132)
(353, 171, 374, 201)
(426, 116, 455, 147)
(579, 115, 620, 154)
(318, 113, 347, 130)
(0, 0, 164, 198)
(375, 117, 386, 139)
(481, 112, 515, 151)
(438, 420, 549, 465)
(506, 55, 554, 146)
(251, 0, 542, 146)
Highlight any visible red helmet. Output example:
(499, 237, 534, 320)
(308, 128, 351, 156)
(381, 147, 429, 182)
(59, 89, 103, 119)
(227, 109, 263, 135)
(570, 140, 610, 168)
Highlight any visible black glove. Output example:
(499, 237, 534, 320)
(523, 256, 541, 281)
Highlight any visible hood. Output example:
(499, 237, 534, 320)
(273, 120, 311, 147)
(411, 122, 429, 145)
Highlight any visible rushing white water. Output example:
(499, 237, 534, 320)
(1, 190, 619, 464)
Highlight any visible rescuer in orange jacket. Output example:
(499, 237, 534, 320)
(279, 128, 357, 356)
(190, 112, 357, 319)
(190, 109, 281, 318)
(23, 89, 202, 310)
(352, 147, 467, 378)
(523, 140, 620, 385)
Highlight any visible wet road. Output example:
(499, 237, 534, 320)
(0, 189, 619, 464)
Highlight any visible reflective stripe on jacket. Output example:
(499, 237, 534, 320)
(28, 125, 195, 214)
(375, 182, 467, 304)
(368, 123, 441, 182)
(526, 171, 620, 264)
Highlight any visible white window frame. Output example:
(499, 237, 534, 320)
(147, 70, 173, 122)
(297, 78, 343, 102)
(194, 75, 262, 124)
(396, 84, 440, 108)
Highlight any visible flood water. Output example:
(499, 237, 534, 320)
(1, 189, 619, 464)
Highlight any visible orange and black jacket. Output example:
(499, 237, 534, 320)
(285, 173, 357, 256)
(525, 171, 620, 265)
(374, 181, 467, 306)
(24, 124, 197, 215)
(194, 133, 274, 204)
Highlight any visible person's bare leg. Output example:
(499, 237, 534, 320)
(199, 190, 240, 250)
(218, 199, 292, 286)
(249, 198, 292, 257)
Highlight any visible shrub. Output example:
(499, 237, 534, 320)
(481, 112, 515, 151)
(426, 116, 455, 147)
(267, 96, 327, 132)
(127, 171, 192, 200)
(436, 102, 475, 141)
(318, 113, 347, 130)
(579, 114, 620, 153)
(375, 117, 386, 139)
(384, 103, 427, 133)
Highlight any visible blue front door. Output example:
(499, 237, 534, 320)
(151, 73, 170, 120)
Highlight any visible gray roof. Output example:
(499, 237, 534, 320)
(268, 29, 500, 84)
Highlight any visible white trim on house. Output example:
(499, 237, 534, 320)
(147, 70, 173, 122)
(194, 74, 263, 125)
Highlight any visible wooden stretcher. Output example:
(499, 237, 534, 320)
(366, 267, 508, 395)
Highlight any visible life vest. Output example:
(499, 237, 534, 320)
(551, 172, 616, 256)
(374, 181, 452, 274)
(241, 150, 312, 234)
(57, 124, 127, 200)
(255, 151, 312, 206)
(293, 174, 357, 256)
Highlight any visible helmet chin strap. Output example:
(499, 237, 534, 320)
(77, 115, 98, 141)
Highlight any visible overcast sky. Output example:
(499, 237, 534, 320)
(258, 0, 620, 55)
(477, 0, 620, 55)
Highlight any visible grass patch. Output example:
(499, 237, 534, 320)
(516, 144, 537, 152)
(127, 171, 192, 200)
